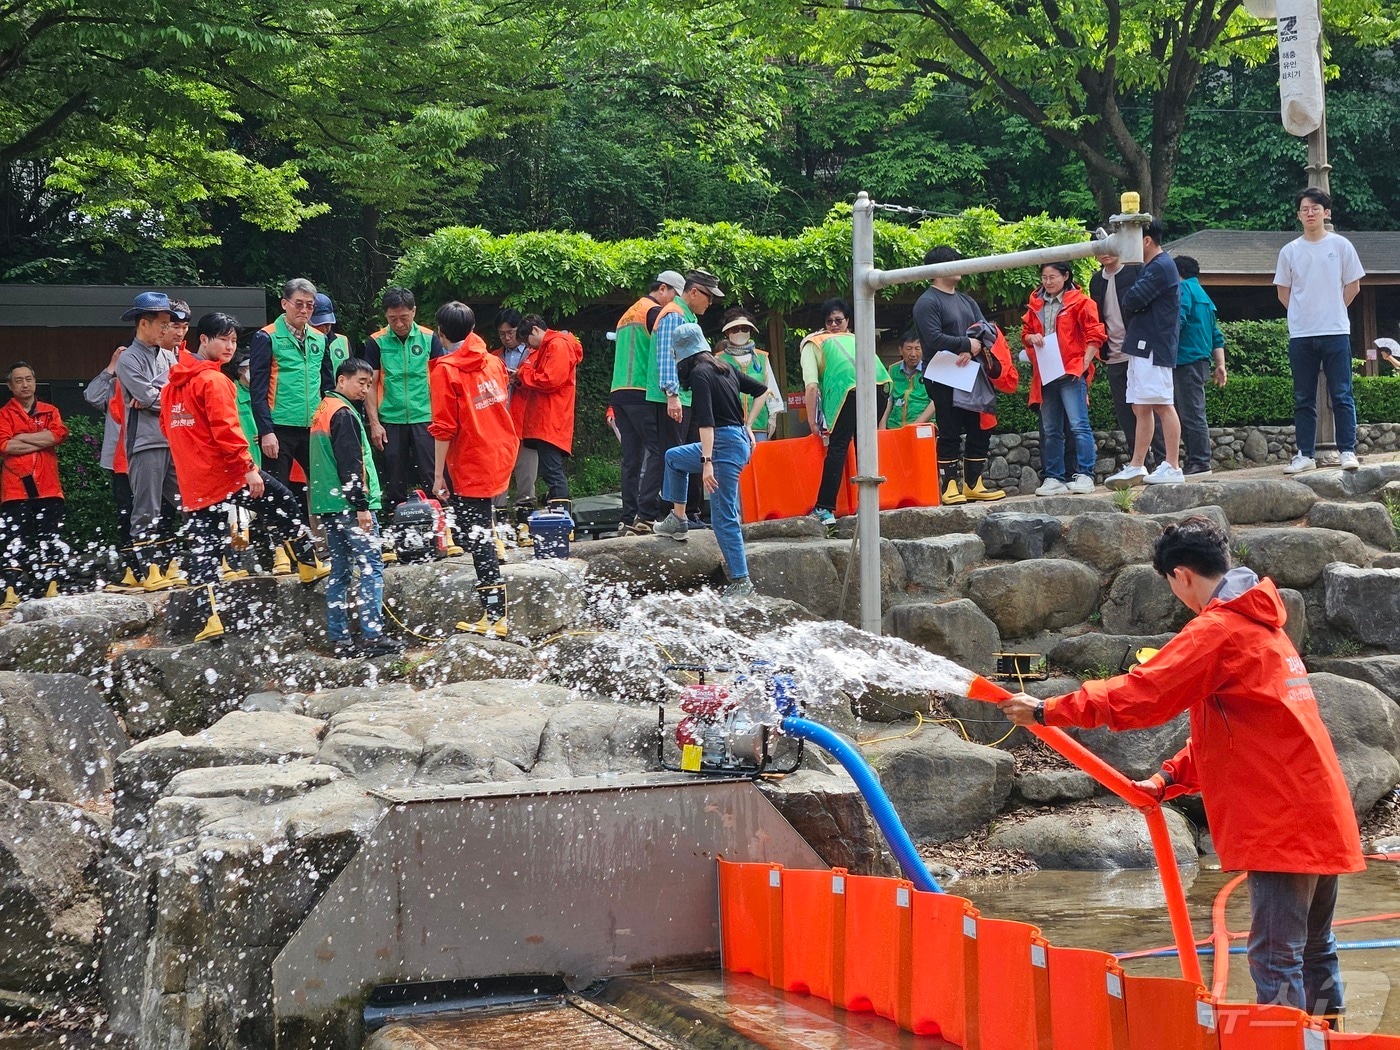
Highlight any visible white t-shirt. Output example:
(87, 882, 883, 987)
(1273, 232, 1365, 338)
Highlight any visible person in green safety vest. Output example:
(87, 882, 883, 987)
(311, 293, 353, 369)
(881, 328, 934, 430)
(801, 298, 890, 526)
(362, 287, 446, 511)
(310, 358, 404, 660)
(714, 308, 784, 440)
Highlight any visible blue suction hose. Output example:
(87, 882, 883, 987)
(780, 715, 943, 893)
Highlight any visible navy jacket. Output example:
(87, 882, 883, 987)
(1121, 252, 1182, 368)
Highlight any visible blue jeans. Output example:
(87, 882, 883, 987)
(1289, 335, 1356, 456)
(662, 426, 751, 580)
(323, 511, 385, 642)
(1040, 376, 1096, 481)
(1247, 871, 1343, 1017)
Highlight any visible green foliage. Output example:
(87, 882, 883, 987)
(392, 206, 1092, 316)
(1383, 493, 1400, 534)
(56, 417, 119, 551)
(1218, 321, 1292, 378)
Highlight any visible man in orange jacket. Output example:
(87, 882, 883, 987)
(999, 516, 1363, 1027)
(429, 301, 519, 636)
(0, 362, 68, 608)
(514, 314, 583, 518)
(162, 313, 329, 641)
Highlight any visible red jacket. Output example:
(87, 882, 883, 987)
(160, 352, 255, 512)
(1045, 574, 1364, 876)
(427, 338, 519, 498)
(0, 398, 67, 502)
(109, 382, 128, 474)
(1020, 286, 1107, 405)
(516, 329, 583, 454)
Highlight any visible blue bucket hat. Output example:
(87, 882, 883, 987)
(120, 291, 173, 322)
(310, 293, 336, 327)
(673, 322, 711, 363)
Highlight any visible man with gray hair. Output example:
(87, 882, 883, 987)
(249, 278, 335, 530)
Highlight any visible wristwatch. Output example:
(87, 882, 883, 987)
(1032, 700, 1046, 725)
(701, 456, 712, 464)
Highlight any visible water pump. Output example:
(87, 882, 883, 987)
(657, 662, 803, 776)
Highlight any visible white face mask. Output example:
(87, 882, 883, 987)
(727, 331, 753, 347)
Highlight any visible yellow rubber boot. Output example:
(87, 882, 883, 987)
(195, 584, 225, 642)
(120, 567, 139, 587)
(141, 562, 173, 592)
(44, 580, 59, 598)
(296, 545, 331, 585)
(0, 586, 19, 611)
(457, 584, 508, 638)
(165, 557, 189, 587)
(220, 557, 249, 582)
(961, 477, 1006, 502)
(941, 477, 966, 506)
(271, 544, 292, 576)
(442, 525, 464, 558)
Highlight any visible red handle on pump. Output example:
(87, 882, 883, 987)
(965, 673, 1205, 988)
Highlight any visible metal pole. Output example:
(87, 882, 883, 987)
(852, 192, 882, 635)
(1307, 3, 1337, 462)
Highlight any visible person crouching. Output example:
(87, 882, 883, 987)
(162, 313, 330, 642)
(310, 359, 404, 658)
(653, 322, 767, 600)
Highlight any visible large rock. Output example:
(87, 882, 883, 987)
(888, 600, 1000, 678)
(408, 635, 538, 688)
(0, 782, 106, 993)
(1048, 633, 1174, 678)
(1133, 479, 1317, 524)
(383, 559, 589, 642)
(1240, 528, 1371, 590)
(1015, 769, 1098, 805)
(976, 513, 1062, 560)
(529, 702, 660, 778)
(825, 538, 907, 617)
(1101, 565, 1192, 635)
(1062, 514, 1163, 572)
(758, 768, 895, 876)
(894, 535, 985, 593)
(1323, 563, 1400, 649)
(742, 517, 827, 542)
(1307, 501, 1396, 551)
(1278, 587, 1309, 652)
(863, 726, 1015, 842)
(1066, 712, 1191, 780)
(574, 534, 725, 595)
(11, 593, 154, 637)
(536, 632, 675, 705)
(1015, 494, 1121, 518)
(0, 672, 128, 803)
(839, 504, 988, 541)
(965, 560, 1100, 639)
(0, 615, 113, 677)
(111, 643, 265, 739)
(746, 542, 842, 618)
(1307, 656, 1400, 704)
(987, 802, 1198, 869)
(1310, 673, 1400, 819)
(1296, 463, 1400, 500)
(164, 577, 285, 643)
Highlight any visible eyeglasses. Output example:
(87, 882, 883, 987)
(825, 316, 847, 326)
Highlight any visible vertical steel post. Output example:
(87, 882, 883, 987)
(1306, 0, 1337, 460)
(852, 192, 883, 635)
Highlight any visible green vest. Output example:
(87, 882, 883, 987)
(718, 346, 774, 431)
(309, 392, 382, 514)
(611, 297, 658, 394)
(265, 315, 328, 428)
(373, 323, 434, 424)
(810, 332, 890, 425)
(886, 362, 930, 429)
(645, 302, 697, 407)
(327, 333, 351, 368)
(236, 383, 261, 468)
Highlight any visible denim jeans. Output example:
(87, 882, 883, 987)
(1289, 335, 1356, 456)
(1040, 376, 1095, 481)
(1247, 871, 1343, 1017)
(323, 511, 385, 642)
(662, 426, 751, 580)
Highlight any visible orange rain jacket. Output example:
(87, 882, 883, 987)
(427, 336, 519, 499)
(1045, 572, 1364, 876)
(1020, 286, 1107, 406)
(516, 329, 583, 454)
(0, 397, 67, 502)
(161, 352, 255, 512)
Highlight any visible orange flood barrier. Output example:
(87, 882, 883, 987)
(839, 874, 914, 1024)
(1124, 975, 1220, 1050)
(717, 859, 783, 985)
(1047, 945, 1131, 1050)
(1215, 1004, 1327, 1049)
(778, 866, 844, 1002)
(977, 916, 1053, 1050)
(910, 891, 980, 1045)
(875, 423, 941, 510)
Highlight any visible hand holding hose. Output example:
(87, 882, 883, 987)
(998, 692, 1042, 725)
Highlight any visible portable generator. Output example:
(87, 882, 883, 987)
(657, 661, 803, 776)
(393, 490, 447, 561)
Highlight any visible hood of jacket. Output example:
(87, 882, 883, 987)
(1209, 569, 1286, 629)
(166, 350, 223, 395)
(438, 333, 490, 373)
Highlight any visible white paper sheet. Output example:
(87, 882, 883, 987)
(1035, 333, 1066, 385)
(923, 350, 981, 392)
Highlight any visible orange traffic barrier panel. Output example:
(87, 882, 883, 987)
(1047, 945, 1131, 1050)
(1215, 1003, 1328, 1049)
(910, 891, 980, 1046)
(1124, 975, 1220, 1050)
(874, 423, 940, 510)
(780, 866, 846, 1002)
(976, 917, 1052, 1050)
(717, 860, 783, 985)
(839, 875, 914, 1026)
(738, 435, 856, 523)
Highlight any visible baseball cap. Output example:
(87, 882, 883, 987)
(656, 270, 686, 295)
(310, 293, 336, 326)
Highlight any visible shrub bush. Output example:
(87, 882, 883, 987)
(56, 415, 120, 551)
(1218, 320, 1291, 378)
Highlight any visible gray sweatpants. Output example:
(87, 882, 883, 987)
(127, 447, 181, 543)
(492, 444, 539, 508)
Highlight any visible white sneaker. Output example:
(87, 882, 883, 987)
(1105, 464, 1148, 490)
(1340, 451, 1360, 471)
(1035, 477, 1070, 496)
(1284, 454, 1316, 474)
(1067, 473, 1096, 495)
(1143, 463, 1185, 485)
